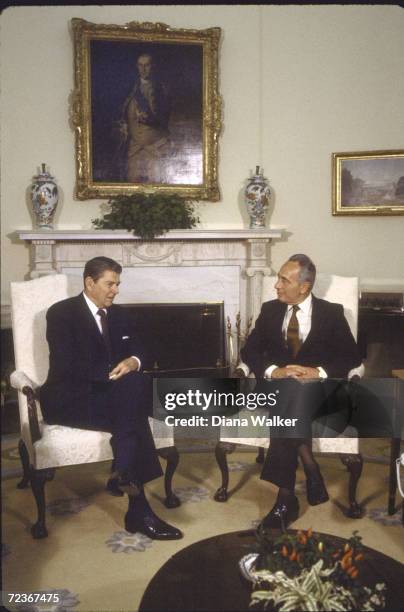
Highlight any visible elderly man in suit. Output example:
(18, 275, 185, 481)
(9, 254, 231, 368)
(40, 256, 182, 540)
(240, 254, 361, 529)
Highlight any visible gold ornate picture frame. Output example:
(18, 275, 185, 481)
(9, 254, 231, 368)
(332, 150, 404, 216)
(71, 19, 222, 200)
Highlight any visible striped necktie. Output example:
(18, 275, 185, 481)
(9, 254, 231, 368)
(287, 304, 301, 358)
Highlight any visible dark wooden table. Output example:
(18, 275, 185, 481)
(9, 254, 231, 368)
(139, 530, 404, 611)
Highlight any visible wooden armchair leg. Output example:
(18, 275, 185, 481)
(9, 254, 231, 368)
(214, 441, 236, 502)
(29, 468, 55, 539)
(17, 439, 31, 489)
(340, 453, 364, 518)
(157, 446, 181, 508)
(256, 446, 265, 464)
(388, 438, 400, 515)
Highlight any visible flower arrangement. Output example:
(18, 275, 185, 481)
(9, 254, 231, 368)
(246, 528, 386, 611)
(92, 193, 199, 240)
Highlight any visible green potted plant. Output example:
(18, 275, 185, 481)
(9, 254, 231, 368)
(240, 528, 386, 611)
(92, 193, 200, 240)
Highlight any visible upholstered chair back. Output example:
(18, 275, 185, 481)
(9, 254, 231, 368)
(11, 275, 75, 393)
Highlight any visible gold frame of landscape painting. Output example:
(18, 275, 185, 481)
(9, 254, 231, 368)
(332, 150, 404, 216)
(71, 18, 222, 200)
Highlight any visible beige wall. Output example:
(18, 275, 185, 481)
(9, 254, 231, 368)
(1, 5, 404, 308)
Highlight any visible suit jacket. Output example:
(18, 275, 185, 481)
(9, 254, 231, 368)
(40, 293, 148, 428)
(241, 295, 361, 379)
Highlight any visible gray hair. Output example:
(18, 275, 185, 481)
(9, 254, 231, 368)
(288, 254, 316, 289)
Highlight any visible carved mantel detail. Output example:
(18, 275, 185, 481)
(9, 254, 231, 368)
(123, 242, 183, 266)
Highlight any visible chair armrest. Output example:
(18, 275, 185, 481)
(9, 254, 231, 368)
(10, 370, 42, 443)
(234, 362, 252, 378)
(348, 363, 364, 380)
(10, 370, 39, 393)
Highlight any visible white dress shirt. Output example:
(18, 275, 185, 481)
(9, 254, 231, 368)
(239, 293, 327, 379)
(82, 292, 141, 370)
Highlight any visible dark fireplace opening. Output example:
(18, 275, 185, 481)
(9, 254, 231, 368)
(122, 302, 228, 377)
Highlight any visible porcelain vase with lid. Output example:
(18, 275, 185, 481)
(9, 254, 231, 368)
(31, 163, 59, 229)
(245, 165, 271, 228)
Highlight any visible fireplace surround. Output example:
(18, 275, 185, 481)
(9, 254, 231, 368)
(16, 228, 285, 336)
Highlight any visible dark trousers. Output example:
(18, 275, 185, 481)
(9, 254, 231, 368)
(259, 378, 349, 490)
(89, 372, 162, 485)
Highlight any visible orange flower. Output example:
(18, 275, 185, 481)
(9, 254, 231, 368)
(347, 566, 358, 577)
(341, 551, 353, 570)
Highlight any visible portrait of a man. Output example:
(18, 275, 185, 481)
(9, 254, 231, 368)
(89, 40, 204, 187)
(122, 53, 172, 183)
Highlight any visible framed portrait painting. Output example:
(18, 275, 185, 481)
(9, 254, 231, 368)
(71, 19, 222, 200)
(332, 150, 404, 216)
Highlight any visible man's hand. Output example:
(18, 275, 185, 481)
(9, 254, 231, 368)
(109, 357, 139, 381)
(271, 365, 320, 379)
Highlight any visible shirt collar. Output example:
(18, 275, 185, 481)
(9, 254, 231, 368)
(288, 292, 312, 314)
(83, 291, 104, 317)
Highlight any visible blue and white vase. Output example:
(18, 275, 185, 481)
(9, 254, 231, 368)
(245, 166, 271, 228)
(31, 164, 59, 229)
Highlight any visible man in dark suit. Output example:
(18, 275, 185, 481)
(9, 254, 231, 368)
(40, 256, 182, 540)
(240, 254, 361, 529)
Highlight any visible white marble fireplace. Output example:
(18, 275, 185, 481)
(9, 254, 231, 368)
(17, 228, 285, 331)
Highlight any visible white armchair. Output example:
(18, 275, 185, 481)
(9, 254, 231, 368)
(214, 274, 364, 518)
(10, 274, 179, 539)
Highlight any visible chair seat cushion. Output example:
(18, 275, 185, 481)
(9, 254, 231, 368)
(220, 436, 359, 454)
(32, 417, 175, 469)
(33, 424, 113, 469)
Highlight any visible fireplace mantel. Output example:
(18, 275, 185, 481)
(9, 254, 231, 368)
(17, 228, 283, 242)
(16, 227, 285, 327)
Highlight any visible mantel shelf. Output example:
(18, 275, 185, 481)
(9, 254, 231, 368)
(16, 228, 285, 241)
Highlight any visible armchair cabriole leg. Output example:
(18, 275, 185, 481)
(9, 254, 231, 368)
(214, 441, 236, 502)
(157, 447, 181, 508)
(17, 439, 30, 489)
(340, 453, 364, 518)
(29, 468, 55, 539)
(256, 447, 265, 464)
(388, 438, 400, 515)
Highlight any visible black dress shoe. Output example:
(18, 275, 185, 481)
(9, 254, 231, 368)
(124, 512, 183, 540)
(260, 496, 299, 530)
(306, 474, 329, 506)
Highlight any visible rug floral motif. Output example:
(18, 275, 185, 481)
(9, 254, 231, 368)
(105, 530, 153, 553)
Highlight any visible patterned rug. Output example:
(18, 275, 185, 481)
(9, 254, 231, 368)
(2, 437, 403, 612)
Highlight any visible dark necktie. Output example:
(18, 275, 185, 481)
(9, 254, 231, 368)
(97, 308, 112, 359)
(287, 304, 301, 358)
